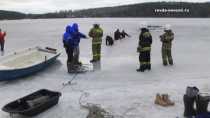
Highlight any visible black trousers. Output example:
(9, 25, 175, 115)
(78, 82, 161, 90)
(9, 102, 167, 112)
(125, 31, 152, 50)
(0, 41, 4, 51)
(139, 51, 150, 63)
(65, 46, 74, 63)
(139, 51, 151, 70)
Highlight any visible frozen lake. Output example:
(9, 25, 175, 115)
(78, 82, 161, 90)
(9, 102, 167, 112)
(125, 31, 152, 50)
(0, 18, 210, 118)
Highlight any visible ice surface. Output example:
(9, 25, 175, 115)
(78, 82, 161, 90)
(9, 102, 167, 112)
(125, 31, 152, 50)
(0, 18, 210, 118)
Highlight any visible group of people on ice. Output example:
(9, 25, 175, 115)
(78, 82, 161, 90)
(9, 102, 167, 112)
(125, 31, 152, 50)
(62, 23, 174, 73)
(63, 23, 103, 73)
(137, 24, 174, 72)
(114, 29, 130, 40)
(105, 29, 130, 46)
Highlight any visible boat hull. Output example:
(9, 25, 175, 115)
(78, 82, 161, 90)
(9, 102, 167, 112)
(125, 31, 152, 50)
(2, 89, 61, 116)
(0, 47, 60, 81)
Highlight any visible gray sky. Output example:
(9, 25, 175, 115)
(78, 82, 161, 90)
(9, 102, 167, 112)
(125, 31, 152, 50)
(0, 0, 209, 13)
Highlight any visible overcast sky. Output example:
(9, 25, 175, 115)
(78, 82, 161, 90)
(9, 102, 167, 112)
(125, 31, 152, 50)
(0, 0, 209, 13)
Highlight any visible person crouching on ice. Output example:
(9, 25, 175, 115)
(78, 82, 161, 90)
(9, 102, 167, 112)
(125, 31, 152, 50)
(106, 35, 114, 46)
(136, 27, 152, 72)
(63, 23, 86, 72)
(121, 30, 130, 39)
(0, 29, 6, 55)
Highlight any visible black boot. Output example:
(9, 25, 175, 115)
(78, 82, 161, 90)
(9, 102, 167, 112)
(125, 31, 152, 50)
(67, 61, 71, 73)
(67, 62, 73, 73)
(196, 95, 210, 115)
(163, 60, 168, 66)
(147, 64, 151, 70)
(90, 59, 97, 63)
(75, 61, 82, 66)
(136, 68, 144, 72)
(183, 95, 197, 117)
(136, 65, 145, 72)
(169, 59, 173, 65)
(67, 62, 78, 73)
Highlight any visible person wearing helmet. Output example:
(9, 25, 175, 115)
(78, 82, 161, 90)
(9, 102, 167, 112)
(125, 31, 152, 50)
(160, 25, 174, 66)
(136, 27, 152, 72)
(0, 28, 6, 55)
(89, 24, 103, 63)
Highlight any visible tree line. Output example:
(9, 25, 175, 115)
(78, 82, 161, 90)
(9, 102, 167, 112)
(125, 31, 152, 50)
(0, 2, 210, 20)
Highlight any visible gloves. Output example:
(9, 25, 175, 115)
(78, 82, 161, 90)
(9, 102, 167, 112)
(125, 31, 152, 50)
(137, 46, 141, 53)
(63, 43, 68, 48)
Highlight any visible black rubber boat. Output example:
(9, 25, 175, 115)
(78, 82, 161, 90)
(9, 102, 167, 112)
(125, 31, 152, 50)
(2, 89, 61, 116)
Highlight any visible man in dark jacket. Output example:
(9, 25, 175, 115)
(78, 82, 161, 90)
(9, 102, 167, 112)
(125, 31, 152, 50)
(114, 29, 121, 40)
(121, 30, 130, 39)
(136, 28, 152, 72)
(106, 35, 114, 46)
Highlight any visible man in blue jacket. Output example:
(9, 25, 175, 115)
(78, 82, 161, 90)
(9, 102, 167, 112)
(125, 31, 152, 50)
(71, 23, 87, 65)
(63, 25, 72, 65)
(63, 23, 87, 72)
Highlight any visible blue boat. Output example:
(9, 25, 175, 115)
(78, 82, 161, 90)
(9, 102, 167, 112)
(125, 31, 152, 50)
(0, 47, 60, 81)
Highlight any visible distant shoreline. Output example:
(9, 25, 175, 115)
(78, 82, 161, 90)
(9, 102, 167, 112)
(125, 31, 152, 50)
(1, 17, 210, 22)
(1, 2, 210, 20)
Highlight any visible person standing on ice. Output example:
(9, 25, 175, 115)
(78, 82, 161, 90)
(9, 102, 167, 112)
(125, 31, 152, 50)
(160, 25, 174, 66)
(89, 24, 103, 63)
(71, 23, 87, 65)
(63, 25, 75, 72)
(136, 26, 152, 72)
(63, 23, 86, 72)
(0, 28, 6, 55)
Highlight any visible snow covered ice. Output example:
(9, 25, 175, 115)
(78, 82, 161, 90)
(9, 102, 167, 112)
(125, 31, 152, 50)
(0, 18, 210, 118)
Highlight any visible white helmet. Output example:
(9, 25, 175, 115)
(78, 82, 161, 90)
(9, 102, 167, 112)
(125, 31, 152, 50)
(164, 24, 171, 31)
(140, 22, 148, 29)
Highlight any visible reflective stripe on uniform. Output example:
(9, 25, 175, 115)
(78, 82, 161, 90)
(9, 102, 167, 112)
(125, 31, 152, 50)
(162, 48, 171, 50)
(92, 42, 102, 45)
(93, 54, 101, 57)
(143, 47, 151, 51)
(140, 62, 151, 65)
(143, 32, 151, 38)
(93, 54, 101, 60)
(95, 29, 103, 34)
(162, 46, 171, 50)
(140, 47, 151, 52)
